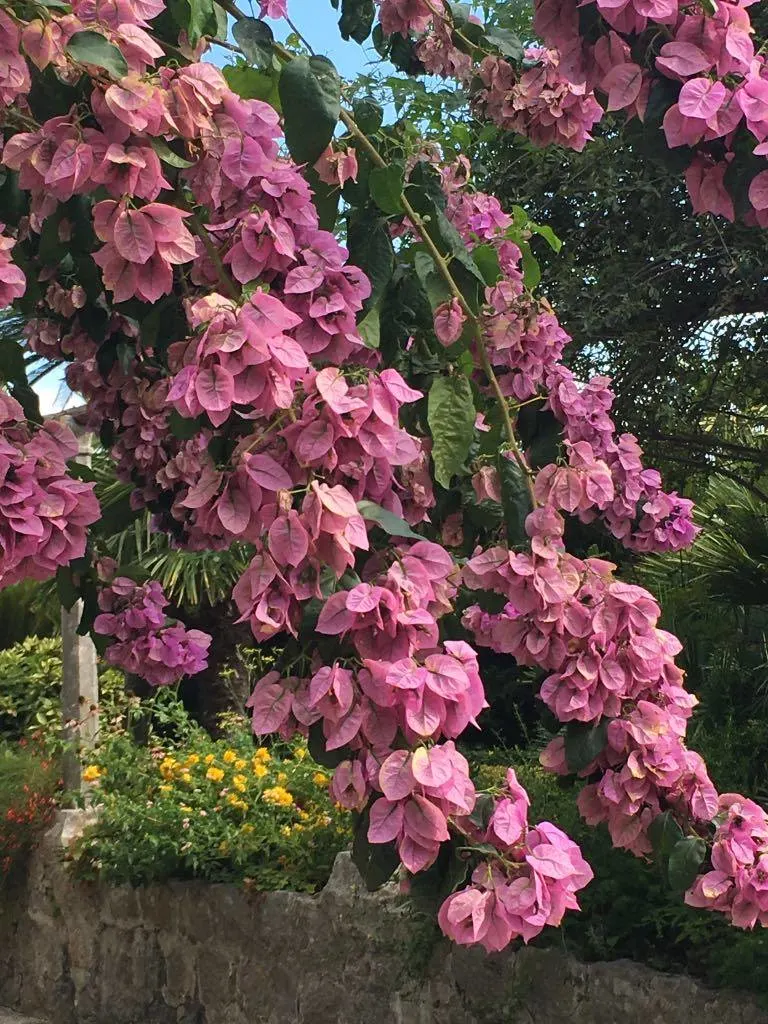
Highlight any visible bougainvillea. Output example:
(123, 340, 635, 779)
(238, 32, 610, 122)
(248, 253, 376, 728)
(1, 0, 767, 953)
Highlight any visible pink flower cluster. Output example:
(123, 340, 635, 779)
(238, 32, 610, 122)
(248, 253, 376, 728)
(94, 577, 211, 686)
(463, 504, 719, 855)
(546, 365, 698, 552)
(0, 226, 25, 307)
(0, 10, 31, 108)
(687, 793, 768, 928)
(439, 768, 593, 950)
(475, 49, 604, 153)
(0, 393, 99, 590)
(533, 0, 768, 222)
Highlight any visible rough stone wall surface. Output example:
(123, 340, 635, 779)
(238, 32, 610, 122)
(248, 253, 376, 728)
(1, 812, 766, 1024)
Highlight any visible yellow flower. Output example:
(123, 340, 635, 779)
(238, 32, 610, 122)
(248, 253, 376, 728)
(204, 754, 215, 765)
(280, 825, 291, 837)
(82, 765, 102, 782)
(219, 840, 230, 854)
(298, 809, 309, 821)
(180, 804, 192, 812)
(232, 774, 247, 793)
(262, 786, 294, 807)
(223, 749, 237, 764)
(206, 766, 225, 783)
(294, 747, 307, 761)
(159, 784, 172, 794)
(312, 772, 329, 787)
(181, 771, 192, 783)
(234, 758, 247, 771)
(252, 763, 268, 780)
(241, 823, 255, 834)
(292, 823, 305, 833)
(277, 771, 288, 784)
(185, 754, 200, 767)
(253, 747, 271, 764)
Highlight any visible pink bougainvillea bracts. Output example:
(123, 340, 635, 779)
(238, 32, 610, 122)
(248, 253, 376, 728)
(0, 0, 766, 958)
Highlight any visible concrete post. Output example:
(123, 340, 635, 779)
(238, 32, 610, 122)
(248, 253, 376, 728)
(60, 430, 99, 796)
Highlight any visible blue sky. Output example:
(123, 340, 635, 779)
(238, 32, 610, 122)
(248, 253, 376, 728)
(36, 3, 374, 414)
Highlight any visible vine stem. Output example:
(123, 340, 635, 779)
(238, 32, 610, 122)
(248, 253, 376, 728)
(186, 213, 240, 301)
(339, 109, 536, 501)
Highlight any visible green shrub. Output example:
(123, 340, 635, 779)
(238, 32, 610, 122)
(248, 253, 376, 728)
(70, 697, 350, 891)
(0, 636, 129, 742)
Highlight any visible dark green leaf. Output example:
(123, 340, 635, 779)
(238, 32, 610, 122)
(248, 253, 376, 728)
(56, 567, 80, 611)
(519, 241, 541, 290)
(530, 222, 562, 253)
(497, 452, 532, 547)
(357, 499, 422, 539)
(67, 461, 97, 483)
(169, 410, 202, 440)
(305, 165, 340, 232)
(339, 0, 375, 43)
(408, 837, 468, 913)
(278, 55, 341, 166)
(468, 793, 494, 830)
(428, 375, 475, 488)
(668, 837, 706, 892)
(564, 719, 608, 773)
(648, 811, 684, 859)
(347, 217, 394, 311)
(413, 251, 452, 310)
(168, 0, 217, 45)
(369, 164, 404, 216)
(66, 30, 128, 77)
(352, 805, 400, 890)
(352, 97, 383, 135)
(150, 138, 195, 169)
(0, 338, 27, 384)
(232, 17, 274, 70)
(516, 406, 561, 471)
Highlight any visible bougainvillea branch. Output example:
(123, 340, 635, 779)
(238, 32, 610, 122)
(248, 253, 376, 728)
(0, 0, 766, 954)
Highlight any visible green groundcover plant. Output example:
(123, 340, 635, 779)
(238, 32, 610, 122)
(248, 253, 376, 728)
(70, 699, 351, 891)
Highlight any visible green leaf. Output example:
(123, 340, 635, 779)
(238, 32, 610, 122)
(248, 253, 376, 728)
(278, 55, 341, 166)
(428, 375, 475, 489)
(516, 406, 561, 471)
(150, 138, 195, 169)
(497, 452, 532, 547)
(519, 241, 541, 290)
(307, 721, 351, 768)
(648, 811, 684, 859)
(352, 97, 383, 135)
(357, 305, 380, 349)
(668, 837, 706, 893)
(530, 222, 562, 253)
(413, 251, 451, 310)
(232, 17, 274, 70)
(408, 837, 468, 914)
(352, 805, 400, 891)
(66, 30, 128, 78)
(168, 0, 217, 45)
(482, 26, 523, 60)
(339, 0, 375, 43)
(564, 719, 608, 773)
(67, 461, 97, 483)
(369, 164, 404, 216)
(472, 244, 503, 286)
(357, 499, 422, 540)
(223, 62, 281, 108)
(0, 338, 27, 384)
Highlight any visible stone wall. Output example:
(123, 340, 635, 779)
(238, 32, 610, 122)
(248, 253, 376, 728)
(1, 812, 766, 1024)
